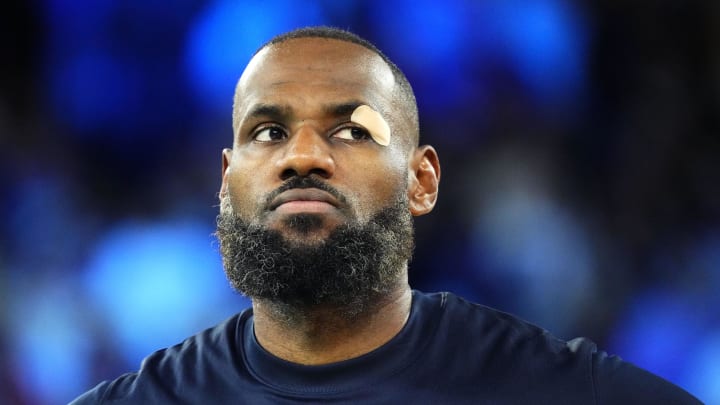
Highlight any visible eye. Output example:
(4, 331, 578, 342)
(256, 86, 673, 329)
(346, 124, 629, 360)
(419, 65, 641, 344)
(332, 126, 371, 142)
(253, 126, 287, 142)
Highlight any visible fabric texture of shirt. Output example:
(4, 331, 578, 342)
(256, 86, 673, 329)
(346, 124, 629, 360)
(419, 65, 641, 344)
(70, 291, 702, 404)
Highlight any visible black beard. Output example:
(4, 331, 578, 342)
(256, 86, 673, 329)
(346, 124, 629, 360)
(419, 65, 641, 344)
(215, 197, 414, 319)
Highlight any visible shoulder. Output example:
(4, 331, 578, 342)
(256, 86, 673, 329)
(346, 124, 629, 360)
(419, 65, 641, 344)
(590, 348, 702, 404)
(425, 291, 567, 352)
(69, 310, 251, 404)
(435, 292, 585, 369)
(416, 291, 702, 404)
(415, 291, 585, 382)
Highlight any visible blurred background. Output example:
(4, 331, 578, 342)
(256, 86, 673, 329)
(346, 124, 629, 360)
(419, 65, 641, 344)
(1, 0, 719, 403)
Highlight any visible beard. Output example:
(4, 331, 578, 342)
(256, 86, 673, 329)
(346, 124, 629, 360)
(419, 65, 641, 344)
(215, 191, 414, 319)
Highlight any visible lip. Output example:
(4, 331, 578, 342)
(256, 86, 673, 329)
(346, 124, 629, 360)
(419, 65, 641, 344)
(269, 188, 340, 211)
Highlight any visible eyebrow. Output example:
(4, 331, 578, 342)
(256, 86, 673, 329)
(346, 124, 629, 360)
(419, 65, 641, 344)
(244, 100, 368, 122)
(245, 104, 291, 121)
(324, 101, 364, 117)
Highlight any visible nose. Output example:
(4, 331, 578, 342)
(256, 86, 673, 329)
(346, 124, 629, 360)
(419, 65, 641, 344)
(276, 125, 336, 180)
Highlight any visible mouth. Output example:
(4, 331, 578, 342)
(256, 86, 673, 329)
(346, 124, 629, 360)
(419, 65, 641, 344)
(269, 188, 341, 214)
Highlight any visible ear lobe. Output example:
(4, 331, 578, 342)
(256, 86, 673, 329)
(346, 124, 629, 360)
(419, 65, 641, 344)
(408, 145, 440, 216)
(220, 148, 233, 197)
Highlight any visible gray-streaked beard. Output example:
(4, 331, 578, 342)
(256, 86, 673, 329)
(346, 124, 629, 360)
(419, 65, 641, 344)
(215, 194, 414, 320)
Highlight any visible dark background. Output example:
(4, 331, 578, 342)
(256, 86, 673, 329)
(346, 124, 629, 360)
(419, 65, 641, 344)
(1, 1, 718, 403)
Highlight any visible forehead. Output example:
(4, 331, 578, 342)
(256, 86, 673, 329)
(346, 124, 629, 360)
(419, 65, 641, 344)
(234, 38, 396, 118)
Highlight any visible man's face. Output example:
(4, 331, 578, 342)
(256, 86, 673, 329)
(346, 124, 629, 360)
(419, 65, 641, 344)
(221, 38, 412, 243)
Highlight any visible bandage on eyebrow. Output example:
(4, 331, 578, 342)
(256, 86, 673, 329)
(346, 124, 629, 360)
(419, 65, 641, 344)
(350, 105, 391, 146)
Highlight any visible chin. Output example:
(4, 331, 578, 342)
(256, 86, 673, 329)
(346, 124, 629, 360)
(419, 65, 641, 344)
(273, 214, 337, 243)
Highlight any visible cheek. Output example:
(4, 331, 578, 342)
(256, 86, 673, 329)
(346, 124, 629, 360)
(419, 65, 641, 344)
(341, 153, 407, 218)
(224, 166, 267, 220)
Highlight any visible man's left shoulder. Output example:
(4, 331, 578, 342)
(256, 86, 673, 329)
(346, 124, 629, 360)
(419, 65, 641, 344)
(431, 292, 702, 403)
(586, 342, 703, 404)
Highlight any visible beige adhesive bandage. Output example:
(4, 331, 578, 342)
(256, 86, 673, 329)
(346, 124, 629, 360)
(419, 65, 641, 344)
(350, 105, 391, 146)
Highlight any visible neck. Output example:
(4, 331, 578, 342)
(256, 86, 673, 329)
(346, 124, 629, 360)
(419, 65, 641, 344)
(251, 282, 412, 365)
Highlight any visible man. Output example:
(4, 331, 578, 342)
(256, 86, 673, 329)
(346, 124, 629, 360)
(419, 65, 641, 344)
(72, 27, 701, 404)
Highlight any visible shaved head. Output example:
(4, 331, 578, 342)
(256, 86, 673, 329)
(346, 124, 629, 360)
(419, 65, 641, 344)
(232, 26, 419, 147)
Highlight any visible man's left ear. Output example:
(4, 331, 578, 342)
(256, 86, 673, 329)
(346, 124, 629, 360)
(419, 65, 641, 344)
(408, 145, 440, 216)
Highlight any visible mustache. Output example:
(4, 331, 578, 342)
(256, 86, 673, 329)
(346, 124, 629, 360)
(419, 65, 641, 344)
(263, 176, 349, 210)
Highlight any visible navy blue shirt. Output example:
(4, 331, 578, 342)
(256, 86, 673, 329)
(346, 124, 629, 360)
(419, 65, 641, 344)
(71, 291, 701, 404)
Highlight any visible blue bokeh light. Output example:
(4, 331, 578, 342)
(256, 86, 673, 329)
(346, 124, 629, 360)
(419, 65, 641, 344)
(50, 51, 143, 133)
(372, 0, 469, 67)
(9, 277, 92, 405)
(370, 0, 475, 111)
(372, 0, 586, 117)
(607, 288, 706, 385)
(685, 332, 720, 404)
(184, 0, 327, 112)
(496, 0, 586, 104)
(83, 219, 249, 365)
(469, 171, 594, 335)
(41, 0, 115, 35)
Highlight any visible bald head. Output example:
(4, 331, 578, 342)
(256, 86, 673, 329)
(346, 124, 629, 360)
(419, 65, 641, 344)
(232, 27, 419, 148)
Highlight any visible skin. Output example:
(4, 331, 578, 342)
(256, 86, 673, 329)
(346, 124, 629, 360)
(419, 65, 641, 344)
(220, 37, 441, 365)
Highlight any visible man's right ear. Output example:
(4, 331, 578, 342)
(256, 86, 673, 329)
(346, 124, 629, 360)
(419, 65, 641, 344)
(220, 148, 233, 197)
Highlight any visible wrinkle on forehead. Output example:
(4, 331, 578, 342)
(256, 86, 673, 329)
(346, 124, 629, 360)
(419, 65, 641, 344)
(238, 42, 394, 92)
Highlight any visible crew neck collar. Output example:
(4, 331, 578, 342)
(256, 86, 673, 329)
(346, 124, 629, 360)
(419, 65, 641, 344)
(239, 291, 441, 395)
